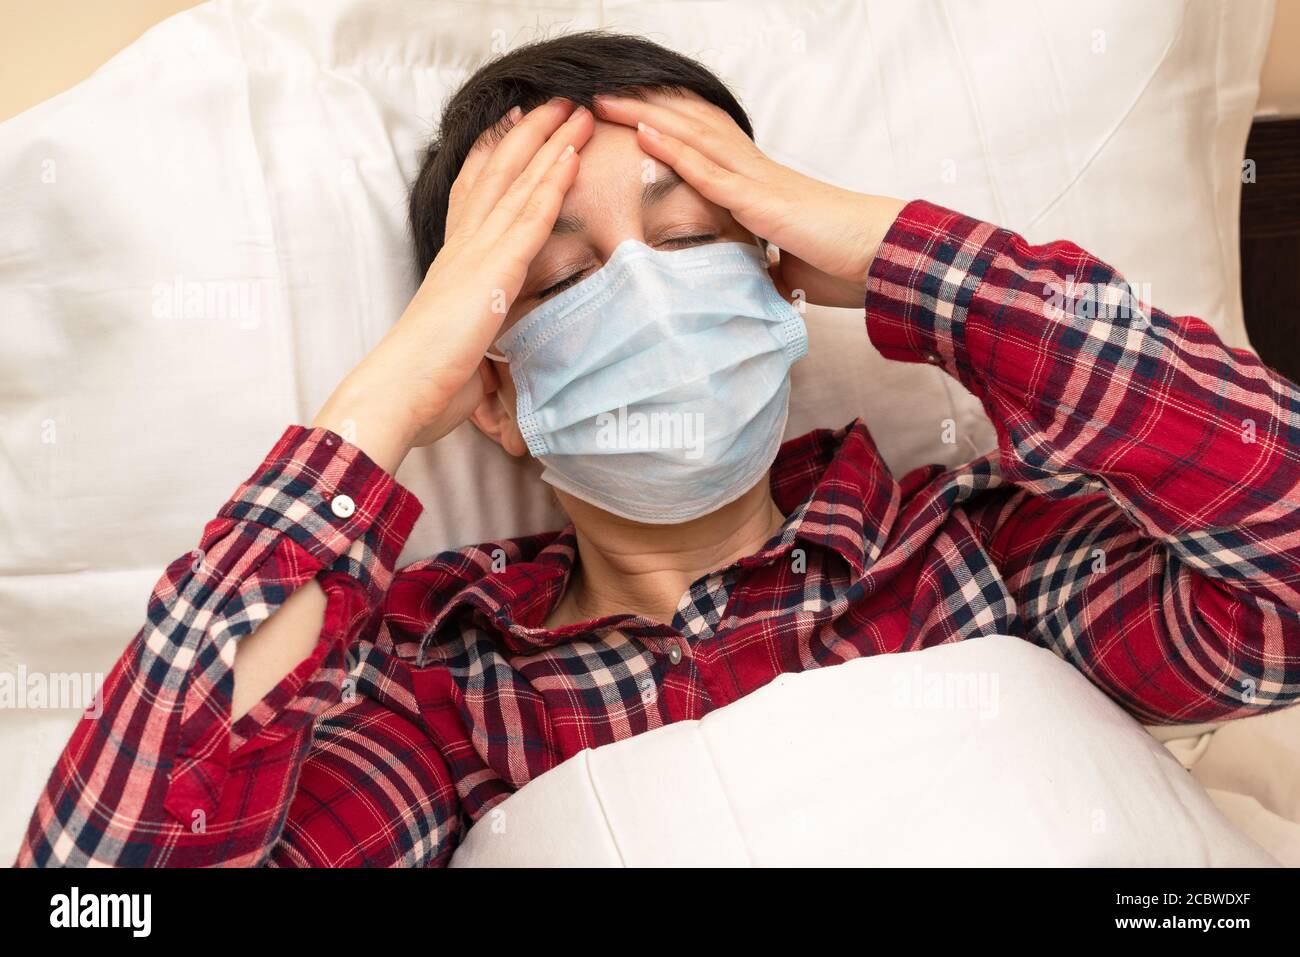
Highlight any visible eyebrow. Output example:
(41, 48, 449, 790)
(550, 168, 686, 236)
(641, 167, 685, 207)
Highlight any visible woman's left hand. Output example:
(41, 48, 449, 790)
(593, 92, 905, 309)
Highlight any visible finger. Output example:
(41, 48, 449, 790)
(495, 143, 581, 278)
(479, 105, 594, 237)
(445, 106, 524, 243)
(596, 90, 728, 128)
(453, 106, 522, 199)
(629, 122, 747, 214)
(462, 99, 564, 191)
(457, 98, 577, 230)
(592, 93, 757, 173)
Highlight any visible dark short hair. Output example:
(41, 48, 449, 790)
(407, 31, 754, 276)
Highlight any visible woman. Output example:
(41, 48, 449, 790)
(18, 33, 1300, 866)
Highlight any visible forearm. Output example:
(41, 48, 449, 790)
(18, 426, 422, 865)
(868, 201, 1300, 585)
(865, 200, 1300, 720)
(232, 578, 326, 721)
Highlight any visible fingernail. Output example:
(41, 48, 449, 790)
(507, 105, 523, 122)
(570, 105, 588, 119)
(554, 144, 575, 165)
(637, 121, 659, 137)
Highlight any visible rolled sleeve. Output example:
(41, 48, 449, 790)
(865, 199, 1012, 394)
(162, 426, 422, 827)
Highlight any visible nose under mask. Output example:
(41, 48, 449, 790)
(494, 238, 808, 524)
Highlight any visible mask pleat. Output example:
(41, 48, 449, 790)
(503, 239, 807, 523)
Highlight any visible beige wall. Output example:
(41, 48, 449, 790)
(0, 0, 202, 122)
(1, 0, 1298, 122)
(1259, 0, 1300, 115)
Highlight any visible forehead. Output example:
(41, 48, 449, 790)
(564, 117, 670, 207)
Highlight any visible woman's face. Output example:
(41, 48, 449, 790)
(476, 91, 758, 456)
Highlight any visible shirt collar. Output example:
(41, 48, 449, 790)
(417, 419, 894, 660)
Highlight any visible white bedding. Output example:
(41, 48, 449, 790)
(1167, 706, 1300, 866)
(0, 0, 1292, 863)
(451, 636, 1278, 867)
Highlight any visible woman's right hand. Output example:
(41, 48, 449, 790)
(312, 97, 593, 474)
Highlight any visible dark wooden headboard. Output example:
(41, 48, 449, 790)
(1240, 116, 1300, 384)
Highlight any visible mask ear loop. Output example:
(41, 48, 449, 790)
(482, 350, 513, 421)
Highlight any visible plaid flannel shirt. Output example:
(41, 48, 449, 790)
(17, 200, 1300, 867)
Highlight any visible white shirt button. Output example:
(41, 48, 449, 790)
(924, 351, 942, 364)
(668, 643, 684, 665)
(330, 494, 356, 519)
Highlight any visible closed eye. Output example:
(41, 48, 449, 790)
(659, 232, 718, 249)
(536, 270, 587, 299)
(534, 233, 720, 300)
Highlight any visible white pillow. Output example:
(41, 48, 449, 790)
(0, 0, 1273, 860)
(450, 635, 1278, 866)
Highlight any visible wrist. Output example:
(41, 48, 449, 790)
(312, 379, 418, 476)
(856, 194, 907, 281)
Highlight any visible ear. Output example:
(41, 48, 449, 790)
(469, 361, 529, 457)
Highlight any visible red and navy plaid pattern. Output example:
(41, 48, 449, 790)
(17, 201, 1300, 867)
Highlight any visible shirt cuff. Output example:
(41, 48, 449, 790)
(161, 426, 422, 826)
(864, 199, 1012, 392)
(217, 424, 422, 599)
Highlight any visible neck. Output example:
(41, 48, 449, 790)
(548, 478, 785, 628)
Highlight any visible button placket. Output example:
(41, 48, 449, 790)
(664, 567, 739, 671)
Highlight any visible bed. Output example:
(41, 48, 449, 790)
(0, 0, 1295, 865)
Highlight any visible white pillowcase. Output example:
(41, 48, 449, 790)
(0, 0, 1273, 860)
(450, 635, 1277, 866)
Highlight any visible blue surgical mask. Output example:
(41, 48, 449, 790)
(493, 238, 808, 524)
